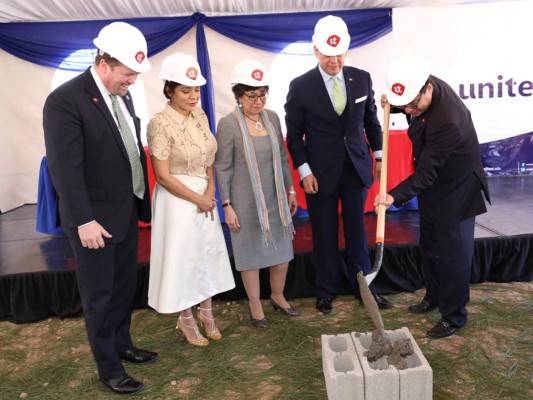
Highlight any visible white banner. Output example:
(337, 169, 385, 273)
(392, 0, 533, 144)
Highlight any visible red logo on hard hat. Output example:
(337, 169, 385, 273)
(326, 35, 341, 48)
(391, 83, 405, 96)
(186, 67, 199, 80)
(135, 51, 146, 64)
(251, 69, 264, 82)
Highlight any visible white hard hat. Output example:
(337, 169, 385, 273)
(159, 52, 206, 86)
(312, 15, 350, 56)
(93, 22, 151, 73)
(230, 59, 270, 87)
(386, 54, 430, 106)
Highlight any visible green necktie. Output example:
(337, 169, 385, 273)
(109, 94, 145, 199)
(332, 76, 346, 116)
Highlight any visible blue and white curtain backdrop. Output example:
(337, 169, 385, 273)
(0, 9, 392, 216)
(0, 10, 392, 132)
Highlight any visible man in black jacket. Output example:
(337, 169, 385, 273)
(44, 22, 157, 394)
(286, 15, 392, 315)
(376, 54, 490, 339)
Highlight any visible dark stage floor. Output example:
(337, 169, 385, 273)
(1, 176, 532, 323)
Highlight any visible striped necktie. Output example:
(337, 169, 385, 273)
(332, 76, 346, 116)
(109, 94, 145, 199)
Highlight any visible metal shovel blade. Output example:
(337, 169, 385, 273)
(366, 241, 384, 285)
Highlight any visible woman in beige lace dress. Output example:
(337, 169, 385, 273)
(147, 53, 235, 346)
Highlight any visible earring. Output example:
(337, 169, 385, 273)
(238, 102, 242, 108)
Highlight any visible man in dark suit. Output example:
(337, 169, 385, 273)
(44, 22, 157, 394)
(376, 54, 490, 339)
(285, 15, 392, 314)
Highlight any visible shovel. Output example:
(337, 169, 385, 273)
(356, 103, 392, 361)
(365, 102, 390, 285)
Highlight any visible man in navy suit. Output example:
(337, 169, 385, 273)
(44, 22, 157, 394)
(285, 15, 392, 314)
(376, 54, 490, 339)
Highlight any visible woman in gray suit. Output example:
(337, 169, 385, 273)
(216, 59, 299, 327)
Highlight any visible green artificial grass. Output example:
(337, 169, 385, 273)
(0, 282, 531, 399)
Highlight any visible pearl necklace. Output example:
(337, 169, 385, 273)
(243, 112, 263, 131)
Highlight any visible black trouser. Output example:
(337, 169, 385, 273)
(306, 158, 371, 299)
(419, 216, 475, 327)
(71, 203, 138, 379)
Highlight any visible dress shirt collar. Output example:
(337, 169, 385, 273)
(317, 64, 345, 84)
(90, 65, 117, 113)
(90, 65, 111, 98)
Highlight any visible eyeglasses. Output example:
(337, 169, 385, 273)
(397, 92, 423, 111)
(397, 83, 428, 111)
(244, 92, 268, 102)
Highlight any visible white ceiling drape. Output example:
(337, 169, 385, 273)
(0, 0, 512, 22)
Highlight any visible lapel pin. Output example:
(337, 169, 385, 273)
(92, 97, 99, 103)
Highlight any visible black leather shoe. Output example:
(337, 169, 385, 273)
(100, 374, 144, 395)
(248, 305, 269, 328)
(316, 298, 333, 314)
(250, 314, 269, 328)
(408, 300, 438, 314)
(119, 347, 158, 364)
(427, 321, 461, 339)
(358, 294, 394, 310)
(269, 297, 300, 317)
(373, 294, 393, 310)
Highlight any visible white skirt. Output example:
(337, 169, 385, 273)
(148, 175, 235, 313)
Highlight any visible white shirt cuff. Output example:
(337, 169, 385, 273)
(298, 163, 313, 179)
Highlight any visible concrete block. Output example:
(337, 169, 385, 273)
(351, 327, 432, 400)
(351, 331, 399, 400)
(321, 333, 364, 400)
(395, 327, 433, 400)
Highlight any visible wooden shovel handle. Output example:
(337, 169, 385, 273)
(376, 102, 390, 244)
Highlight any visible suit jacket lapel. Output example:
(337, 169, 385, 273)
(311, 67, 337, 115)
(344, 68, 354, 112)
(122, 93, 143, 148)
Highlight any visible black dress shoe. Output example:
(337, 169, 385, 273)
(427, 321, 461, 339)
(100, 374, 144, 395)
(269, 297, 300, 317)
(408, 300, 438, 314)
(119, 347, 158, 364)
(316, 298, 333, 314)
(373, 294, 393, 310)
